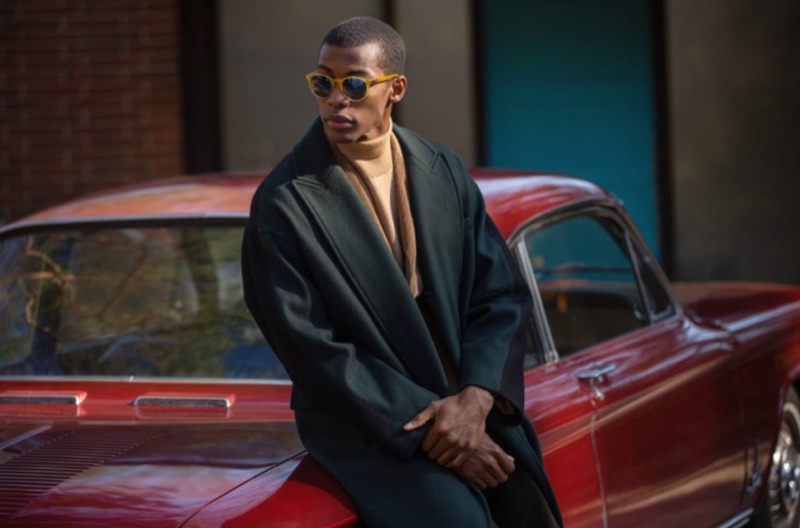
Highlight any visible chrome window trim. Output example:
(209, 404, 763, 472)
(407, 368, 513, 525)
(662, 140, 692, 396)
(625, 229, 653, 323)
(512, 241, 558, 364)
(0, 214, 250, 238)
(0, 375, 292, 385)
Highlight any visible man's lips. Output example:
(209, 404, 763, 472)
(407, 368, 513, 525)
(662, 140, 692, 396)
(324, 115, 355, 129)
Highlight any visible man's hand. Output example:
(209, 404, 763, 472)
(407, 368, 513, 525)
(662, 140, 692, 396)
(403, 385, 494, 468)
(455, 434, 515, 489)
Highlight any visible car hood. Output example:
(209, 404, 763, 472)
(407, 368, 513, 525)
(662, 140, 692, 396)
(0, 420, 317, 528)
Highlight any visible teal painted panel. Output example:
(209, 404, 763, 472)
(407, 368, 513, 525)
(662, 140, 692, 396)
(482, 0, 659, 255)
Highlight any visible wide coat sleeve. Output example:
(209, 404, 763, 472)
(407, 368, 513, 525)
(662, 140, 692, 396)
(448, 152, 534, 422)
(241, 177, 440, 461)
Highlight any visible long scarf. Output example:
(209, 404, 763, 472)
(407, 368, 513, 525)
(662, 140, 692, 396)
(332, 133, 421, 298)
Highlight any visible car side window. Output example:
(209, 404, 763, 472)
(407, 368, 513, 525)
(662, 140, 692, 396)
(524, 214, 647, 356)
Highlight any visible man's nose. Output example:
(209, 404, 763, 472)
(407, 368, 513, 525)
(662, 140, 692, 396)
(327, 84, 349, 106)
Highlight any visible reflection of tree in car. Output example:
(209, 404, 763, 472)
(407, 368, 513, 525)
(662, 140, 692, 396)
(0, 225, 287, 380)
(0, 235, 75, 375)
(60, 227, 231, 378)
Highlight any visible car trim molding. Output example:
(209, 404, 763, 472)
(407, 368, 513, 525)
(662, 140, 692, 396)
(714, 509, 754, 528)
(133, 395, 233, 408)
(0, 391, 86, 405)
(0, 375, 292, 385)
(0, 213, 250, 237)
(513, 242, 558, 363)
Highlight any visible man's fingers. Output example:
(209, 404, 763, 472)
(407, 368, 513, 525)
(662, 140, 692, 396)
(485, 446, 514, 482)
(434, 444, 468, 468)
(488, 459, 511, 484)
(467, 469, 498, 489)
(428, 436, 476, 467)
(497, 452, 515, 474)
(426, 435, 453, 460)
(422, 433, 436, 455)
(491, 444, 515, 475)
(403, 405, 436, 431)
(445, 450, 471, 469)
(483, 474, 500, 488)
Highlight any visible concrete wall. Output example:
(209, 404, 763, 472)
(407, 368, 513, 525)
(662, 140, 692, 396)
(219, 0, 477, 171)
(667, 0, 800, 284)
(219, 0, 382, 171)
(393, 1, 477, 165)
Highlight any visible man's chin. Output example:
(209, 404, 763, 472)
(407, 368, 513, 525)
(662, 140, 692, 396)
(325, 128, 362, 145)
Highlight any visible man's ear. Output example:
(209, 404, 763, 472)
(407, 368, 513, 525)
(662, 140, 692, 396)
(388, 75, 407, 104)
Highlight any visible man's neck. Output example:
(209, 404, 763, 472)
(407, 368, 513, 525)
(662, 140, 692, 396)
(336, 124, 392, 164)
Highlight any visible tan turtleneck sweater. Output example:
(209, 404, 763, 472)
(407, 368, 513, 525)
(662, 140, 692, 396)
(336, 128, 404, 268)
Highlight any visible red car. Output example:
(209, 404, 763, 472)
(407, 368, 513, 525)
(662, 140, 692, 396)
(1, 171, 799, 528)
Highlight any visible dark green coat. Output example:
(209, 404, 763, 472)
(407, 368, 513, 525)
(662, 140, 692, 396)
(242, 119, 562, 527)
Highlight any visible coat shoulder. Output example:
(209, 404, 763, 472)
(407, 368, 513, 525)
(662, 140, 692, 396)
(393, 126, 477, 199)
(256, 152, 296, 197)
(394, 126, 464, 169)
(247, 152, 309, 239)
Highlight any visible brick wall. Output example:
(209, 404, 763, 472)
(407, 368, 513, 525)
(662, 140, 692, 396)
(0, 0, 184, 225)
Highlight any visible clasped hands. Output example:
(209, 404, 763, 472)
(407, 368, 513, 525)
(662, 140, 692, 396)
(403, 386, 515, 489)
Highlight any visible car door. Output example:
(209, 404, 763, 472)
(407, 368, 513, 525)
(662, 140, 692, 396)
(511, 238, 605, 527)
(519, 352, 605, 527)
(515, 204, 747, 527)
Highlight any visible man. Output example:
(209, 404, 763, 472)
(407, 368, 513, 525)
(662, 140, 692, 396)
(242, 16, 562, 527)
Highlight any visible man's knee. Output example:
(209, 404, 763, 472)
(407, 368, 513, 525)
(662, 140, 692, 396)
(357, 467, 493, 528)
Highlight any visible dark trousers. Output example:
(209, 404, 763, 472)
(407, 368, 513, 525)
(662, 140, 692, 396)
(483, 467, 560, 528)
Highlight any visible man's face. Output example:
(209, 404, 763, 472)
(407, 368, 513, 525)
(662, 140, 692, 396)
(312, 42, 406, 144)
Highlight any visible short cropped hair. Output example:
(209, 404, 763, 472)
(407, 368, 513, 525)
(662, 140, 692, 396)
(322, 17, 406, 74)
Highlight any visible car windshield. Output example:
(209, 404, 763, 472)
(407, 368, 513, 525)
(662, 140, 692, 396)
(0, 223, 288, 381)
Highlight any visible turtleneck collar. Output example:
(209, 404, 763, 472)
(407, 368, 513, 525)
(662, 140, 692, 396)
(334, 122, 393, 176)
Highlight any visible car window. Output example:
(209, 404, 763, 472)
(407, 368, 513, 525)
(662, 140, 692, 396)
(524, 214, 648, 356)
(0, 225, 288, 380)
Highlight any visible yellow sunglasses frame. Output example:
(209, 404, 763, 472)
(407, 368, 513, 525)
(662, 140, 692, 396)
(305, 72, 399, 102)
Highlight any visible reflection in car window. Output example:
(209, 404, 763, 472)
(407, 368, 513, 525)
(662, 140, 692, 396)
(525, 215, 647, 356)
(0, 225, 287, 380)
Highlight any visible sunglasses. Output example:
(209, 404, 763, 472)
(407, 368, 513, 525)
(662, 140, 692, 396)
(305, 72, 399, 102)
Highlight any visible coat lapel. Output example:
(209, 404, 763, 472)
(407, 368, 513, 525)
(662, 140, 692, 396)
(395, 127, 465, 368)
(289, 120, 449, 395)
(396, 130, 463, 290)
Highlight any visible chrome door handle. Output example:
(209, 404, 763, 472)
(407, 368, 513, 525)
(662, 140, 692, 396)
(575, 364, 616, 381)
(575, 364, 616, 400)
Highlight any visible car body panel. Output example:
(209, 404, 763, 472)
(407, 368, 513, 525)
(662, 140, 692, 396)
(6, 175, 259, 226)
(0, 380, 358, 527)
(569, 315, 745, 526)
(522, 363, 603, 527)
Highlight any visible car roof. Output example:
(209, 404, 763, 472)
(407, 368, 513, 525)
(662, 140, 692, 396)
(470, 169, 614, 238)
(1, 169, 613, 239)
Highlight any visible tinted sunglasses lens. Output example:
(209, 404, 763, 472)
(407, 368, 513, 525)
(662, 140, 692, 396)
(310, 75, 332, 97)
(342, 77, 369, 100)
